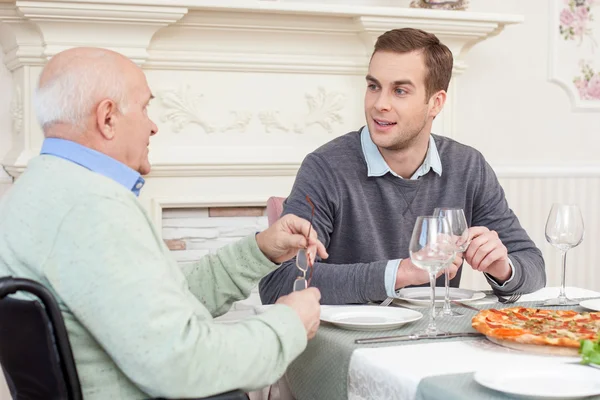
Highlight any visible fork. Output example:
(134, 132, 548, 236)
(380, 297, 394, 307)
(496, 293, 522, 304)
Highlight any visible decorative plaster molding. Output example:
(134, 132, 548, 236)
(9, 85, 23, 135)
(147, 163, 300, 178)
(258, 87, 346, 134)
(145, 163, 600, 179)
(145, 51, 368, 75)
(0, 1, 187, 67)
(356, 14, 519, 74)
(1, 0, 526, 184)
(156, 86, 252, 133)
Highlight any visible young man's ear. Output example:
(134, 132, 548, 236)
(429, 90, 447, 118)
(96, 99, 118, 140)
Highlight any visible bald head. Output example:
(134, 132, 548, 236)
(34, 47, 138, 135)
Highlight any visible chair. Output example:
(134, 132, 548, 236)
(0, 276, 248, 400)
(266, 197, 286, 227)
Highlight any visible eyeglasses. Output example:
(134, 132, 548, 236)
(293, 195, 315, 292)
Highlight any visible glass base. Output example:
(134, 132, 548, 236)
(438, 308, 464, 317)
(542, 297, 579, 306)
(414, 326, 447, 336)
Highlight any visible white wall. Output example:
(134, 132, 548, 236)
(459, 0, 599, 163)
(451, 0, 600, 290)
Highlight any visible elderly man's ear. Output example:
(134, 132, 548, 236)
(96, 99, 118, 140)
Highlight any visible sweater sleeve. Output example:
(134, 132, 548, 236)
(473, 158, 546, 295)
(259, 153, 389, 305)
(183, 235, 281, 317)
(42, 198, 307, 398)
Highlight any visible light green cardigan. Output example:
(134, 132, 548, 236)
(0, 155, 306, 399)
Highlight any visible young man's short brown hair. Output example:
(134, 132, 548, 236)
(372, 28, 453, 100)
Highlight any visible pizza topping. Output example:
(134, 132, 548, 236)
(472, 307, 600, 348)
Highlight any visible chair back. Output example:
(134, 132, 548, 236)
(0, 277, 83, 400)
(266, 197, 285, 227)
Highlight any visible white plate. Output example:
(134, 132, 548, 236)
(395, 287, 485, 305)
(320, 305, 422, 331)
(474, 364, 600, 399)
(579, 298, 600, 311)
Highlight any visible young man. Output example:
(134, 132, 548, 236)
(0, 47, 328, 399)
(260, 28, 545, 305)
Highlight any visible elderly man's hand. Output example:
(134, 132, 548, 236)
(276, 287, 321, 340)
(256, 214, 328, 265)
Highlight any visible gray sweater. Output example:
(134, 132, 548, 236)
(259, 131, 546, 305)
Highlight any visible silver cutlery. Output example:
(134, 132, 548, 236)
(451, 300, 481, 312)
(355, 331, 483, 345)
(497, 293, 522, 304)
(379, 297, 394, 307)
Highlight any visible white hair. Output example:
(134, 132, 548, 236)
(33, 49, 129, 131)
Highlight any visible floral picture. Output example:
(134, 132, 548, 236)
(559, 0, 597, 46)
(551, 0, 600, 108)
(574, 61, 600, 100)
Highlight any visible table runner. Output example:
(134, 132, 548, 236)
(286, 301, 590, 400)
(415, 371, 600, 400)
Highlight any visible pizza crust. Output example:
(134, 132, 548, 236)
(487, 336, 579, 357)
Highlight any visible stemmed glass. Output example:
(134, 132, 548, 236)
(409, 216, 456, 335)
(294, 195, 316, 292)
(433, 208, 470, 317)
(543, 203, 584, 306)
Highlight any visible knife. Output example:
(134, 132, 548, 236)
(355, 331, 483, 345)
(451, 300, 481, 312)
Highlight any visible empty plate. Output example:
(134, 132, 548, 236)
(579, 298, 600, 312)
(395, 287, 485, 305)
(320, 305, 422, 331)
(474, 364, 600, 399)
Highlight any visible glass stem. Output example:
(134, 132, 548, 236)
(428, 272, 437, 332)
(443, 265, 451, 312)
(559, 250, 568, 301)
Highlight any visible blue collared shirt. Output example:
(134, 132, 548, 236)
(40, 138, 145, 196)
(359, 127, 514, 297)
(361, 125, 442, 179)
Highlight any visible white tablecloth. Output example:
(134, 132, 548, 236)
(347, 286, 600, 400)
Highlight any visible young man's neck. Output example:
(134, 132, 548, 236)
(378, 132, 431, 179)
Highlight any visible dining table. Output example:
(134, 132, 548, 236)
(264, 286, 600, 400)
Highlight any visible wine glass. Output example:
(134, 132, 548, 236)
(409, 216, 456, 335)
(543, 203, 584, 306)
(433, 208, 470, 317)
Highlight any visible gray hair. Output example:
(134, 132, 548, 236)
(33, 49, 129, 131)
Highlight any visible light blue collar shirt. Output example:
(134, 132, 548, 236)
(359, 127, 514, 297)
(360, 125, 442, 180)
(40, 138, 145, 196)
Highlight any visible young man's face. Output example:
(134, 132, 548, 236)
(364, 50, 440, 152)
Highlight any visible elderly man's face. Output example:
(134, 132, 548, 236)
(114, 69, 158, 175)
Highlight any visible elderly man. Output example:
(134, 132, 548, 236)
(0, 47, 327, 399)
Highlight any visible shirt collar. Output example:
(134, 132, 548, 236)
(40, 138, 145, 196)
(360, 126, 442, 179)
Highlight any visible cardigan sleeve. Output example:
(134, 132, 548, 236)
(42, 197, 307, 398)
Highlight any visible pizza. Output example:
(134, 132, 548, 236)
(472, 307, 600, 349)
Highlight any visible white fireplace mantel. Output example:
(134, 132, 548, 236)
(0, 0, 523, 226)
